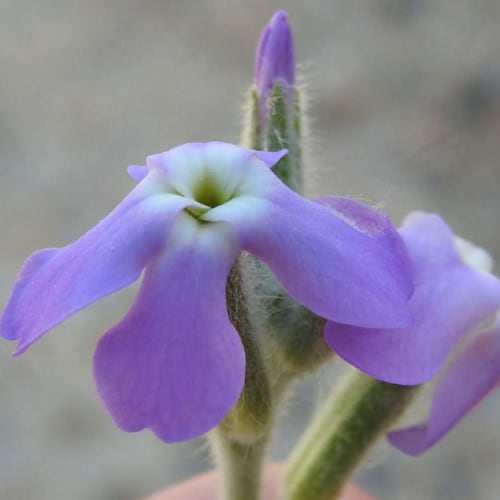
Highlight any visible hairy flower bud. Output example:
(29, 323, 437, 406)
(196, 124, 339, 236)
(241, 11, 303, 192)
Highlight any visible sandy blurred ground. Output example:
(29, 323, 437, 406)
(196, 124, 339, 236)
(1, 1, 499, 499)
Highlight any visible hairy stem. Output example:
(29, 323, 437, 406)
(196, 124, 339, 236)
(209, 429, 270, 500)
(223, 261, 273, 442)
(285, 368, 419, 500)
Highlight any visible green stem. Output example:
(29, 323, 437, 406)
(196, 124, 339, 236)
(206, 259, 272, 500)
(223, 260, 272, 441)
(284, 368, 419, 500)
(209, 429, 269, 500)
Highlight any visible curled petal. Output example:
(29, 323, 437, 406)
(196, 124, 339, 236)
(93, 215, 245, 442)
(253, 149, 288, 168)
(127, 164, 149, 182)
(1, 174, 193, 355)
(399, 212, 462, 285)
(325, 214, 500, 384)
(388, 317, 500, 455)
(208, 190, 413, 328)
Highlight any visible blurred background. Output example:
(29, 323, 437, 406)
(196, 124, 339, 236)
(1, 1, 500, 499)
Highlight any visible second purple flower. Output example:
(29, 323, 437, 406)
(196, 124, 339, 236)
(325, 211, 500, 454)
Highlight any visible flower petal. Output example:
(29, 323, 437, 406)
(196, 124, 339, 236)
(93, 214, 245, 442)
(127, 164, 149, 182)
(325, 214, 500, 384)
(398, 212, 461, 285)
(147, 142, 286, 195)
(253, 149, 288, 168)
(388, 317, 500, 455)
(1, 173, 192, 355)
(208, 192, 413, 328)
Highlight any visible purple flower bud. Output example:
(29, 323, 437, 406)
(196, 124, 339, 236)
(254, 11, 295, 107)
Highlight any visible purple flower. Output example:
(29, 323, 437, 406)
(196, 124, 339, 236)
(254, 11, 295, 119)
(1, 142, 412, 442)
(324, 209, 500, 454)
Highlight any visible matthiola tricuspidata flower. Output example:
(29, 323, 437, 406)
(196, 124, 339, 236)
(325, 211, 500, 454)
(1, 142, 412, 442)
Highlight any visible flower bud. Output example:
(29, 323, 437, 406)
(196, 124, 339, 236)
(241, 10, 303, 193)
(254, 10, 295, 121)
